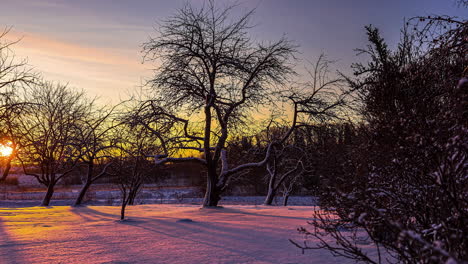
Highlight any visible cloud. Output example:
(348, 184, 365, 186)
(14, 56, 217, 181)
(6, 30, 144, 68)
(4, 29, 151, 102)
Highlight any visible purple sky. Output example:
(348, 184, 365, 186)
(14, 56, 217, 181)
(0, 0, 465, 102)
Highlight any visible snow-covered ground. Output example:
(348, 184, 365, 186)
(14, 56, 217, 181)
(0, 204, 355, 264)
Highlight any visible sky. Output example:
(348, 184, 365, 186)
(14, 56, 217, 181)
(0, 0, 465, 103)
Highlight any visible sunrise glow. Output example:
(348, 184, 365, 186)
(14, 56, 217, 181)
(0, 144, 13, 157)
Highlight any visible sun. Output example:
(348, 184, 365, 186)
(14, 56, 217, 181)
(0, 144, 13, 157)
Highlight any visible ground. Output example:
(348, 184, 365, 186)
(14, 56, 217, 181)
(0, 204, 352, 264)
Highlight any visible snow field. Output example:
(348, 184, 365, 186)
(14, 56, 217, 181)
(0, 204, 353, 264)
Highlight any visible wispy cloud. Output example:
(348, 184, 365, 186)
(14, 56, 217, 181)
(6, 30, 144, 68)
(5, 29, 150, 102)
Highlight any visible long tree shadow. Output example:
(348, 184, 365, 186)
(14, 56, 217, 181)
(69, 205, 303, 263)
(70, 206, 193, 223)
(117, 217, 287, 262)
(200, 206, 312, 221)
(71, 206, 258, 239)
(0, 217, 27, 264)
(72, 205, 311, 221)
(70, 206, 117, 221)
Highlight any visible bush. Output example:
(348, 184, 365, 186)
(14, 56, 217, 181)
(294, 17, 467, 263)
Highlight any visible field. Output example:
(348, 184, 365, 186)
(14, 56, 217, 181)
(0, 204, 354, 264)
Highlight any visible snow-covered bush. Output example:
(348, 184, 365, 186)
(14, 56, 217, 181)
(294, 16, 467, 263)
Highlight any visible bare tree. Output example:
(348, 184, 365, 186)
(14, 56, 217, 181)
(141, 1, 297, 207)
(73, 104, 121, 206)
(280, 176, 300, 206)
(16, 82, 89, 206)
(113, 123, 162, 220)
(0, 27, 37, 181)
(263, 54, 352, 205)
(0, 95, 21, 181)
(262, 139, 304, 205)
(0, 27, 36, 92)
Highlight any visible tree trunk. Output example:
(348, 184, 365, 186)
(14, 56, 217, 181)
(264, 188, 277, 205)
(120, 191, 128, 220)
(41, 183, 55, 206)
(202, 167, 221, 207)
(128, 177, 142, 206)
(74, 181, 91, 206)
(128, 193, 135, 205)
(264, 172, 277, 205)
(282, 194, 290, 206)
(0, 156, 14, 181)
(120, 202, 127, 220)
(128, 187, 138, 205)
(74, 163, 94, 206)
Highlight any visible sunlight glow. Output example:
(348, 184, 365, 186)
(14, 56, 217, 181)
(0, 144, 13, 157)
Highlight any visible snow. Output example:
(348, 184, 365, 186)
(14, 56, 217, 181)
(0, 204, 353, 264)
